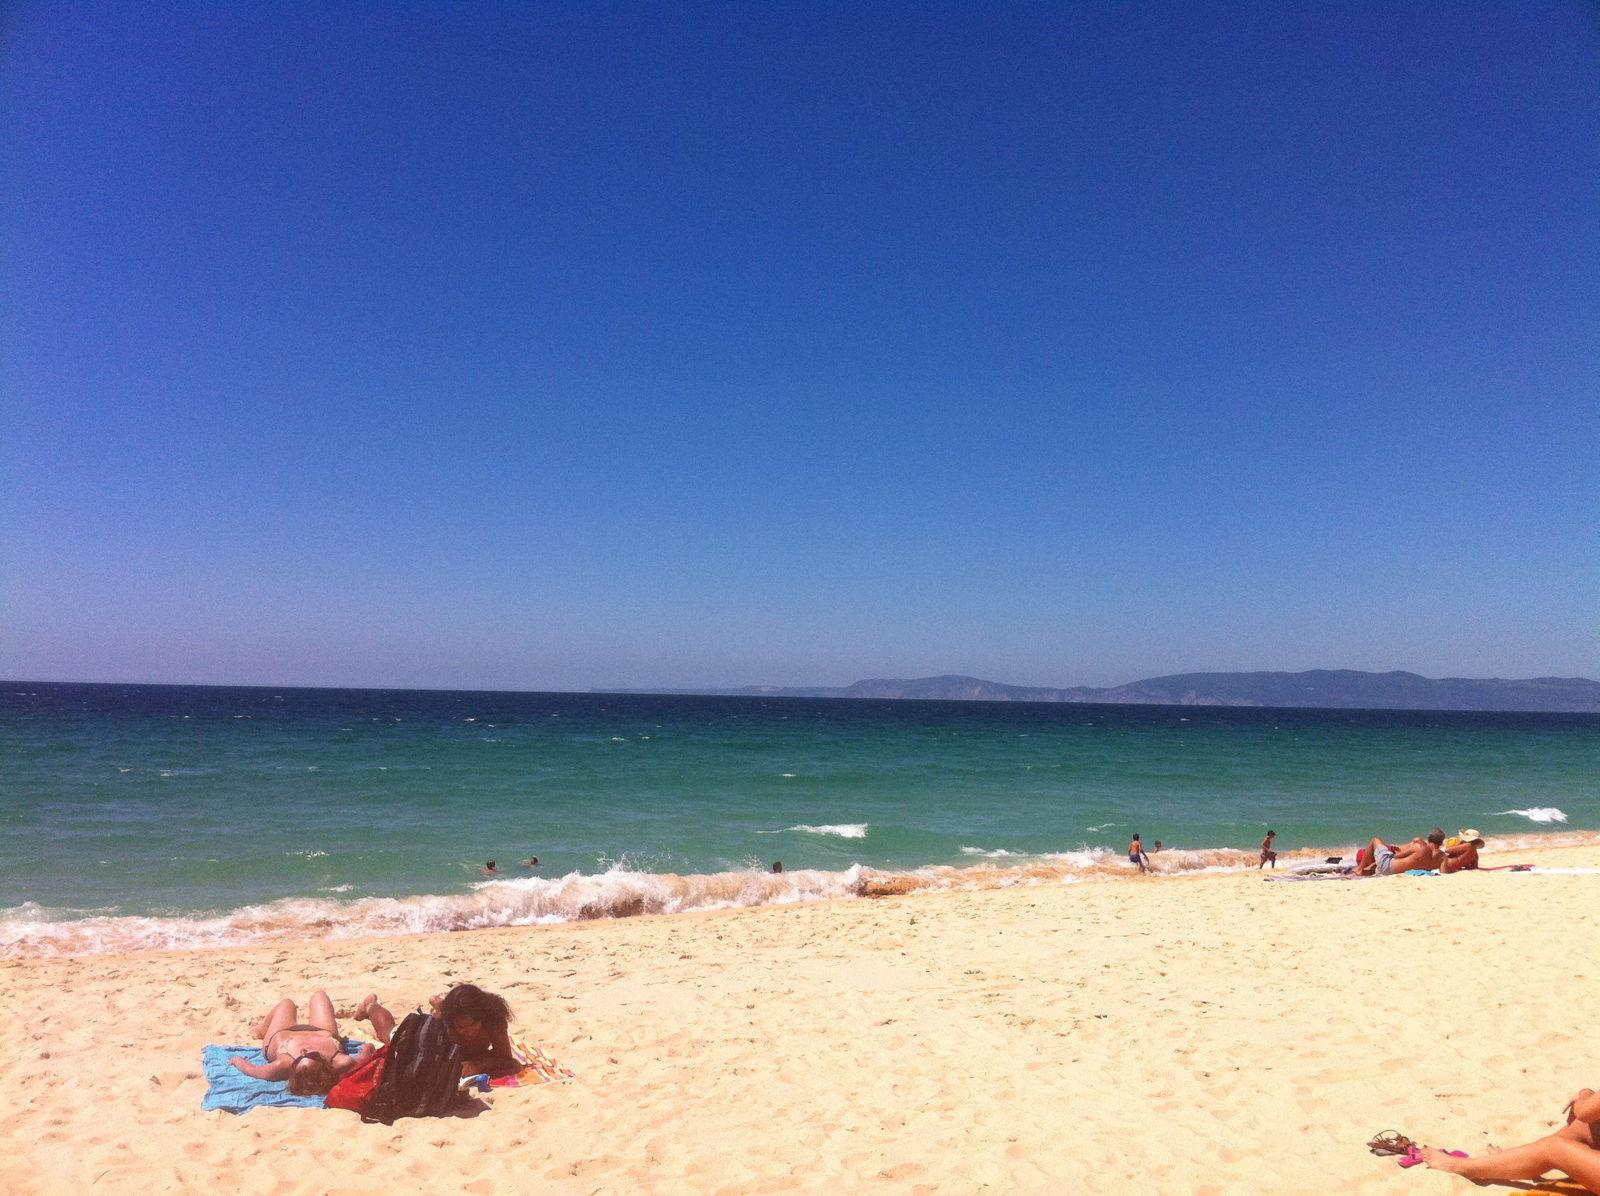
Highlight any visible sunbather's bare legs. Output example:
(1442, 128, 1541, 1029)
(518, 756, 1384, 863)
(353, 993, 397, 1045)
(1420, 1120, 1600, 1193)
(1356, 837, 1388, 876)
(251, 998, 299, 1044)
(250, 989, 338, 1045)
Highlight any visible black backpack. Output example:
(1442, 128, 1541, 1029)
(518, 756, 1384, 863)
(363, 1011, 463, 1124)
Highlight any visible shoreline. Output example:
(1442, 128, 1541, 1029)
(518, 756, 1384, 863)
(7, 827, 1600, 961)
(6, 840, 1598, 1192)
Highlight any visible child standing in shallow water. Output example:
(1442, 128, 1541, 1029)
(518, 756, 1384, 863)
(1259, 830, 1278, 869)
(1129, 834, 1149, 873)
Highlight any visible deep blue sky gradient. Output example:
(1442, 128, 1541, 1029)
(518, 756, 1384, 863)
(3, 1, 1596, 689)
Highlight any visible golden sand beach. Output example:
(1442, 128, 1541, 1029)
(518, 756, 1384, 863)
(4, 843, 1596, 1195)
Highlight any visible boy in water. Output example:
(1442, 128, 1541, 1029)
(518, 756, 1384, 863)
(1259, 830, 1278, 869)
(1129, 834, 1149, 873)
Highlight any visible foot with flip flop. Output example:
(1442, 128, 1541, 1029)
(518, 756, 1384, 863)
(1367, 1130, 1470, 1168)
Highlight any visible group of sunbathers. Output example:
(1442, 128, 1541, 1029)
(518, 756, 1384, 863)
(229, 982, 518, 1096)
(1354, 827, 1483, 876)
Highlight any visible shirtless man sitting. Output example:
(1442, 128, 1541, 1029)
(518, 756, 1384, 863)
(229, 989, 379, 1095)
(1356, 827, 1446, 876)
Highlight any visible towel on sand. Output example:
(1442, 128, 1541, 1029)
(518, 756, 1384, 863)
(201, 1039, 367, 1114)
(489, 1038, 576, 1088)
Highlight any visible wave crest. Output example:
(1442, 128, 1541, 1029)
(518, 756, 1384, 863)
(1491, 807, 1567, 824)
(784, 823, 868, 839)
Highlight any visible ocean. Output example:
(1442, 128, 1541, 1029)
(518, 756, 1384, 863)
(4, 681, 1597, 958)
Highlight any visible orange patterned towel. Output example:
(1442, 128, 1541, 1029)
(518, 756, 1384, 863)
(489, 1039, 576, 1088)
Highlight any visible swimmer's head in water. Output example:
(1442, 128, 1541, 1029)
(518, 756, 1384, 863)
(286, 1053, 338, 1096)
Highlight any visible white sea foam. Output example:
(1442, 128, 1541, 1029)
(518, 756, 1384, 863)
(8, 829, 1600, 960)
(785, 823, 868, 839)
(1492, 807, 1568, 824)
(0, 865, 871, 959)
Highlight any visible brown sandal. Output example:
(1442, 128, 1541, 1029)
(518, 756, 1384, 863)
(1367, 1130, 1416, 1156)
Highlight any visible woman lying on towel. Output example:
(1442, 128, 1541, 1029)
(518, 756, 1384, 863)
(229, 989, 378, 1096)
(1420, 1086, 1600, 1193)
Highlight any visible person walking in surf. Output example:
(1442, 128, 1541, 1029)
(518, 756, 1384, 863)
(1129, 834, 1150, 873)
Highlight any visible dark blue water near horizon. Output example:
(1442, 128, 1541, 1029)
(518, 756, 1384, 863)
(4, 681, 1597, 957)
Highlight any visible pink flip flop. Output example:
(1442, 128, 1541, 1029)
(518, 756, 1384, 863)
(1397, 1146, 1469, 1168)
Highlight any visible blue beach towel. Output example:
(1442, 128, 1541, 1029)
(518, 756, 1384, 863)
(201, 1039, 367, 1114)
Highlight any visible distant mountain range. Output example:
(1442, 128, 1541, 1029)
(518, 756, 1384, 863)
(605, 670, 1600, 713)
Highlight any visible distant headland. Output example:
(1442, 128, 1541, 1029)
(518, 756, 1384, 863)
(601, 670, 1600, 713)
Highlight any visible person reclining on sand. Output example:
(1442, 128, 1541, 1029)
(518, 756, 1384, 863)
(355, 983, 518, 1078)
(1419, 1084, 1600, 1193)
(1441, 836, 1484, 874)
(229, 989, 378, 1095)
(1356, 828, 1446, 876)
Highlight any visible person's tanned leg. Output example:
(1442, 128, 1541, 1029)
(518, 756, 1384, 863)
(307, 989, 338, 1034)
(354, 993, 397, 1044)
(1422, 1122, 1600, 1192)
(253, 998, 297, 1044)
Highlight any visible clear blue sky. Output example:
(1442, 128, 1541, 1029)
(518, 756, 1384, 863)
(3, 1, 1596, 691)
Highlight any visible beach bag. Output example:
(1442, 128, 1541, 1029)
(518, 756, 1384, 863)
(324, 1044, 387, 1114)
(360, 1012, 463, 1124)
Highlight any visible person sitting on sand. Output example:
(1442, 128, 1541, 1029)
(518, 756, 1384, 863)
(1418, 1084, 1600, 1193)
(1356, 828, 1446, 876)
(229, 989, 378, 1095)
(1259, 830, 1278, 869)
(1442, 836, 1484, 874)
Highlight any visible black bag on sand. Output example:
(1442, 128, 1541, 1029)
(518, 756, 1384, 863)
(362, 1011, 463, 1125)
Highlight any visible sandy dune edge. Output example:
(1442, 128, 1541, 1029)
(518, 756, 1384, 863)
(5, 845, 1596, 1195)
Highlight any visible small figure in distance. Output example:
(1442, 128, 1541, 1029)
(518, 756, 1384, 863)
(1259, 830, 1278, 869)
(1129, 834, 1149, 873)
(482, 860, 500, 875)
(1355, 827, 1446, 876)
(1420, 1083, 1600, 1190)
(772, 860, 783, 873)
(520, 857, 539, 867)
(230, 989, 378, 1094)
(1152, 840, 1163, 853)
(1442, 835, 1484, 874)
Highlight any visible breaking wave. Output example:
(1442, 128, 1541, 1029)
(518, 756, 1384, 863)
(1491, 807, 1567, 824)
(6, 828, 1599, 959)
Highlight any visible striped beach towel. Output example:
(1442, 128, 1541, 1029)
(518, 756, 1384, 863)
(489, 1039, 576, 1088)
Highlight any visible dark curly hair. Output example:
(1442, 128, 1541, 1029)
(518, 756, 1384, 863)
(438, 983, 512, 1035)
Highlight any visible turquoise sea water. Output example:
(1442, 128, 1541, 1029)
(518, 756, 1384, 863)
(4, 682, 1598, 957)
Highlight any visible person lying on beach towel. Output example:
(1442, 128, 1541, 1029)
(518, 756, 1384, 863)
(357, 983, 520, 1079)
(1442, 836, 1484, 873)
(1356, 828, 1445, 876)
(1415, 1084, 1600, 1192)
(229, 989, 378, 1095)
